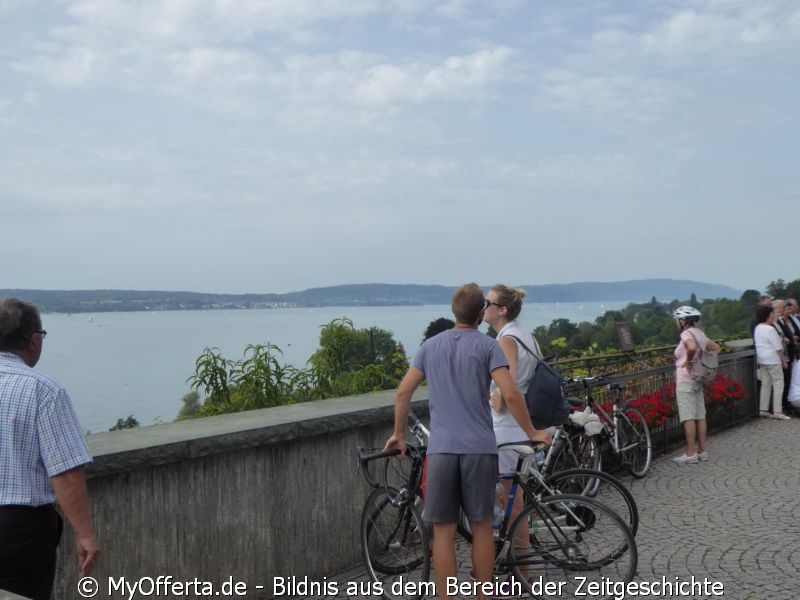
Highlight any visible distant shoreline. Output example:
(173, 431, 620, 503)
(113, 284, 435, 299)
(2, 279, 742, 315)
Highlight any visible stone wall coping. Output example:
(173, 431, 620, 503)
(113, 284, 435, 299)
(85, 388, 429, 477)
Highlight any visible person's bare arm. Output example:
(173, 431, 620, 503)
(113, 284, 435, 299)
(383, 367, 425, 454)
(491, 367, 551, 445)
(51, 467, 100, 577)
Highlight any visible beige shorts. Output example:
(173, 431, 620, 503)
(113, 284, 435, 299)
(676, 381, 706, 422)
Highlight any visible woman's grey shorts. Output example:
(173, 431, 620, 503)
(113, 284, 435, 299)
(676, 381, 706, 422)
(423, 453, 498, 524)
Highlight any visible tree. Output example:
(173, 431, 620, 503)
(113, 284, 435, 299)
(766, 279, 787, 298)
(309, 317, 407, 396)
(176, 391, 201, 420)
(183, 317, 409, 419)
(739, 289, 761, 307)
(109, 415, 140, 431)
(187, 344, 298, 417)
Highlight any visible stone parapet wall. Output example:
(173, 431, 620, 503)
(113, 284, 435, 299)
(53, 389, 429, 599)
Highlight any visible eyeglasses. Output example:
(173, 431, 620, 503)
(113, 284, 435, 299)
(484, 300, 504, 309)
(34, 330, 47, 338)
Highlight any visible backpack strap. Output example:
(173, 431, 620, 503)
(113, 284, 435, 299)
(684, 328, 706, 351)
(684, 328, 707, 366)
(505, 334, 543, 361)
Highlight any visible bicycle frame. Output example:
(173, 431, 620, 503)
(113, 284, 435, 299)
(493, 446, 602, 571)
(581, 380, 640, 455)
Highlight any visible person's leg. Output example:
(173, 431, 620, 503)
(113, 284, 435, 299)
(675, 383, 697, 459)
(782, 361, 792, 413)
(683, 419, 697, 456)
(423, 455, 461, 600)
(771, 364, 785, 415)
(0, 505, 60, 600)
(469, 520, 495, 600)
(759, 365, 773, 413)
(504, 478, 530, 572)
(461, 454, 498, 600)
(696, 419, 708, 455)
(431, 523, 458, 600)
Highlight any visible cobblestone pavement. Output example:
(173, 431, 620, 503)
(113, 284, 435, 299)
(306, 417, 800, 600)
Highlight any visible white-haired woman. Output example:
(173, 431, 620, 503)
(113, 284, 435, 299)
(672, 306, 721, 464)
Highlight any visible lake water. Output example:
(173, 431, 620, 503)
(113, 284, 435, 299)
(35, 302, 629, 432)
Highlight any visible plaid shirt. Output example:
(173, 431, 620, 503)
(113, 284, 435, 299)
(0, 352, 92, 506)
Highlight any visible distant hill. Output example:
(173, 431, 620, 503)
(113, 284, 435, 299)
(1, 279, 742, 314)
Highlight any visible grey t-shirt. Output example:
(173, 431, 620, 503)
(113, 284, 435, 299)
(413, 328, 509, 454)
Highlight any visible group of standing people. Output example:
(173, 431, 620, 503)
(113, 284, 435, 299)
(753, 296, 800, 419)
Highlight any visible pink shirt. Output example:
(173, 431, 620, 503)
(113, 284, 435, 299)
(674, 327, 710, 385)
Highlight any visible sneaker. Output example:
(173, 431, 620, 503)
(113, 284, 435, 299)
(697, 451, 709, 462)
(760, 411, 772, 418)
(772, 412, 791, 420)
(673, 453, 699, 465)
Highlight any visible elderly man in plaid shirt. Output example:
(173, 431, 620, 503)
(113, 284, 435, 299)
(0, 298, 100, 599)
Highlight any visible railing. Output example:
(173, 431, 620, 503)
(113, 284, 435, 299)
(561, 349, 757, 457)
(50, 348, 755, 598)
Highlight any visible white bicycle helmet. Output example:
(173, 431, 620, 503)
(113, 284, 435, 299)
(673, 305, 701, 320)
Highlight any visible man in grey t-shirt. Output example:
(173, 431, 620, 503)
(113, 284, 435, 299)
(384, 283, 550, 600)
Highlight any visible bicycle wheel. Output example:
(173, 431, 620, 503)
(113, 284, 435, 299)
(543, 468, 639, 536)
(507, 494, 637, 600)
(619, 407, 652, 478)
(361, 487, 431, 600)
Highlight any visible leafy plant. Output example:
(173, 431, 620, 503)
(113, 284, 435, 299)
(109, 415, 140, 431)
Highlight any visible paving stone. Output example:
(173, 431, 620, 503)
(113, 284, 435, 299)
(303, 418, 800, 599)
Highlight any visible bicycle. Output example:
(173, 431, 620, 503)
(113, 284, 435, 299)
(538, 411, 601, 479)
(450, 443, 637, 599)
(572, 374, 653, 478)
(358, 443, 429, 600)
(401, 412, 637, 537)
(358, 417, 638, 600)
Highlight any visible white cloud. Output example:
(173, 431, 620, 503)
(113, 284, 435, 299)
(353, 47, 513, 106)
(536, 68, 673, 124)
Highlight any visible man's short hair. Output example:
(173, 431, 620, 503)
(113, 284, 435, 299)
(451, 283, 485, 325)
(0, 298, 41, 352)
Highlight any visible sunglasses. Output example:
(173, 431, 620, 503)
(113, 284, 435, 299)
(484, 300, 504, 309)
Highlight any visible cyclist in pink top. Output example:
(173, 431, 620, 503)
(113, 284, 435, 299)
(672, 306, 721, 465)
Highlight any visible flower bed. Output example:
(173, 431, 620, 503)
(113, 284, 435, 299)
(617, 373, 748, 427)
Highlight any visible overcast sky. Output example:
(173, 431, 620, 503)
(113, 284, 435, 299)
(1, 1, 797, 295)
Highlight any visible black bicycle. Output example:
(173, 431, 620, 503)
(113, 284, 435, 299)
(357, 416, 638, 600)
(358, 442, 429, 600)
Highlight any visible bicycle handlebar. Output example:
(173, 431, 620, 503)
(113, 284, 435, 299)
(356, 443, 425, 488)
(357, 447, 401, 464)
(565, 373, 616, 386)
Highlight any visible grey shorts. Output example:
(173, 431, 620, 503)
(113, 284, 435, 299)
(423, 453, 498, 524)
(676, 381, 706, 422)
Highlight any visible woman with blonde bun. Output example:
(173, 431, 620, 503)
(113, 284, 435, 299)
(482, 284, 550, 577)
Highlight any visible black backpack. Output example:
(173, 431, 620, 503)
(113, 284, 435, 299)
(507, 335, 571, 429)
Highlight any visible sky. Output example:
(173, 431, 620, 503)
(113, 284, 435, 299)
(1, 1, 798, 295)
